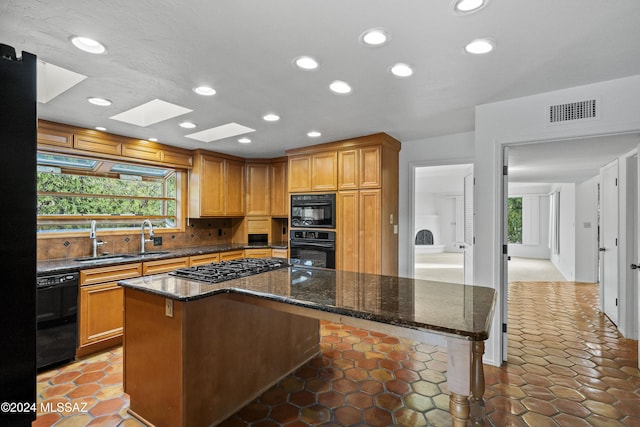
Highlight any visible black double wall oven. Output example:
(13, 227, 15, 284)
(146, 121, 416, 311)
(290, 194, 336, 268)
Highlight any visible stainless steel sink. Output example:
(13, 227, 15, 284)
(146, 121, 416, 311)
(137, 250, 170, 256)
(74, 254, 136, 263)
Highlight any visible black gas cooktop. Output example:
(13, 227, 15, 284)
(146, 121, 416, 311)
(169, 258, 289, 284)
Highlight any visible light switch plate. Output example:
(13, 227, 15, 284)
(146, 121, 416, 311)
(165, 298, 173, 317)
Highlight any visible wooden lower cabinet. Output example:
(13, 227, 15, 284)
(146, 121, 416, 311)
(244, 248, 271, 258)
(271, 248, 288, 259)
(142, 257, 189, 275)
(337, 189, 386, 275)
(189, 253, 220, 266)
(78, 263, 142, 356)
(124, 290, 319, 427)
(220, 250, 245, 261)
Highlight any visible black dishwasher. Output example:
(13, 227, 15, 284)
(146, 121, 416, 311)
(37, 272, 79, 370)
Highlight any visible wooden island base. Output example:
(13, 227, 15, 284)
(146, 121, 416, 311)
(123, 289, 320, 427)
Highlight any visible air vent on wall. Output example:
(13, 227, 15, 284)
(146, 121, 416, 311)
(548, 99, 599, 124)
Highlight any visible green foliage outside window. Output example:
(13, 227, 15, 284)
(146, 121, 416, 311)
(36, 156, 178, 233)
(508, 197, 523, 244)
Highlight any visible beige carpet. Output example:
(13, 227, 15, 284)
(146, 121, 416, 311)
(414, 252, 567, 283)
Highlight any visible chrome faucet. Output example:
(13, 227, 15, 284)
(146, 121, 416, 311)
(140, 219, 155, 254)
(89, 220, 106, 258)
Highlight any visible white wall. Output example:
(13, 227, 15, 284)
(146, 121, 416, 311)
(575, 175, 599, 283)
(550, 184, 576, 280)
(507, 185, 552, 259)
(398, 132, 475, 278)
(475, 74, 640, 366)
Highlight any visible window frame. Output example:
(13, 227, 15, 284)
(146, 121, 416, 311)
(36, 151, 187, 239)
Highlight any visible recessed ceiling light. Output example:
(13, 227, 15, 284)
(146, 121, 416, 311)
(70, 36, 106, 54)
(193, 86, 216, 96)
(148, 137, 158, 142)
(360, 28, 390, 47)
(238, 137, 251, 144)
(95, 126, 107, 131)
(294, 56, 319, 70)
(390, 63, 413, 78)
(87, 97, 112, 106)
(307, 131, 322, 138)
(464, 38, 494, 54)
(329, 80, 352, 94)
(179, 121, 197, 129)
(453, 0, 487, 14)
(263, 114, 280, 122)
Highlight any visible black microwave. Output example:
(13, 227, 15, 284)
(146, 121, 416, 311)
(290, 194, 336, 229)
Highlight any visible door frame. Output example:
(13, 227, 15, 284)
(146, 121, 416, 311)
(408, 158, 473, 279)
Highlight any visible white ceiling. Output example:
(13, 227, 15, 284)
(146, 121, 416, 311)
(2, 1, 640, 158)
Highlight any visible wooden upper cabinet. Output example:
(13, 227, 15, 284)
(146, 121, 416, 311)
(338, 149, 358, 190)
(162, 149, 193, 168)
(37, 121, 73, 150)
(270, 160, 288, 217)
(288, 152, 337, 192)
(359, 146, 381, 188)
(338, 146, 381, 190)
(225, 159, 245, 216)
(122, 142, 163, 163)
(288, 155, 311, 192)
(74, 132, 123, 156)
(311, 151, 337, 191)
(190, 153, 225, 217)
(246, 162, 271, 216)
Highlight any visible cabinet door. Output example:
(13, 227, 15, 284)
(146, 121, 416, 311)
(288, 155, 311, 192)
(162, 149, 193, 168)
(337, 191, 359, 272)
(359, 189, 381, 274)
(359, 146, 381, 188)
(74, 133, 122, 156)
(338, 149, 359, 190)
(246, 163, 271, 216)
(270, 160, 288, 217)
(79, 282, 124, 347)
(37, 122, 73, 150)
(311, 151, 337, 191)
(200, 155, 225, 216)
(122, 142, 163, 162)
(225, 160, 245, 216)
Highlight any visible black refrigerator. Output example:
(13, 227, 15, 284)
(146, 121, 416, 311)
(0, 44, 37, 426)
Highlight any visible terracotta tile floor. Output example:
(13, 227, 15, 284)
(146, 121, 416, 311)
(33, 281, 639, 426)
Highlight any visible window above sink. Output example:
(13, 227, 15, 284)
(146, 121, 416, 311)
(37, 152, 184, 236)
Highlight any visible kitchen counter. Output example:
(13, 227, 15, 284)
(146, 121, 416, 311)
(119, 266, 495, 341)
(36, 242, 288, 275)
(120, 266, 496, 427)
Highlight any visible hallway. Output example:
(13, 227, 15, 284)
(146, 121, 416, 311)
(33, 281, 639, 426)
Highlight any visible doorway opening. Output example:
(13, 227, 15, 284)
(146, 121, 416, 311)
(412, 163, 472, 283)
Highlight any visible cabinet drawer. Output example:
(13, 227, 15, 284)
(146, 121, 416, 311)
(220, 250, 245, 261)
(189, 253, 220, 266)
(80, 263, 142, 286)
(142, 257, 190, 275)
(244, 249, 272, 258)
(271, 248, 288, 259)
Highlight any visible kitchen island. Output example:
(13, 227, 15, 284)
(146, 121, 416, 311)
(119, 262, 496, 427)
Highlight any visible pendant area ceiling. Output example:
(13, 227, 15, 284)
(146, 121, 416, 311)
(1, 0, 640, 158)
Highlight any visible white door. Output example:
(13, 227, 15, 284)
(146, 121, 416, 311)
(463, 167, 474, 284)
(601, 160, 619, 325)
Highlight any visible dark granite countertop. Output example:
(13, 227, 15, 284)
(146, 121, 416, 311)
(119, 267, 496, 341)
(36, 242, 289, 275)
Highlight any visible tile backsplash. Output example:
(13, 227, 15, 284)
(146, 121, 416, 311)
(37, 218, 233, 261)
